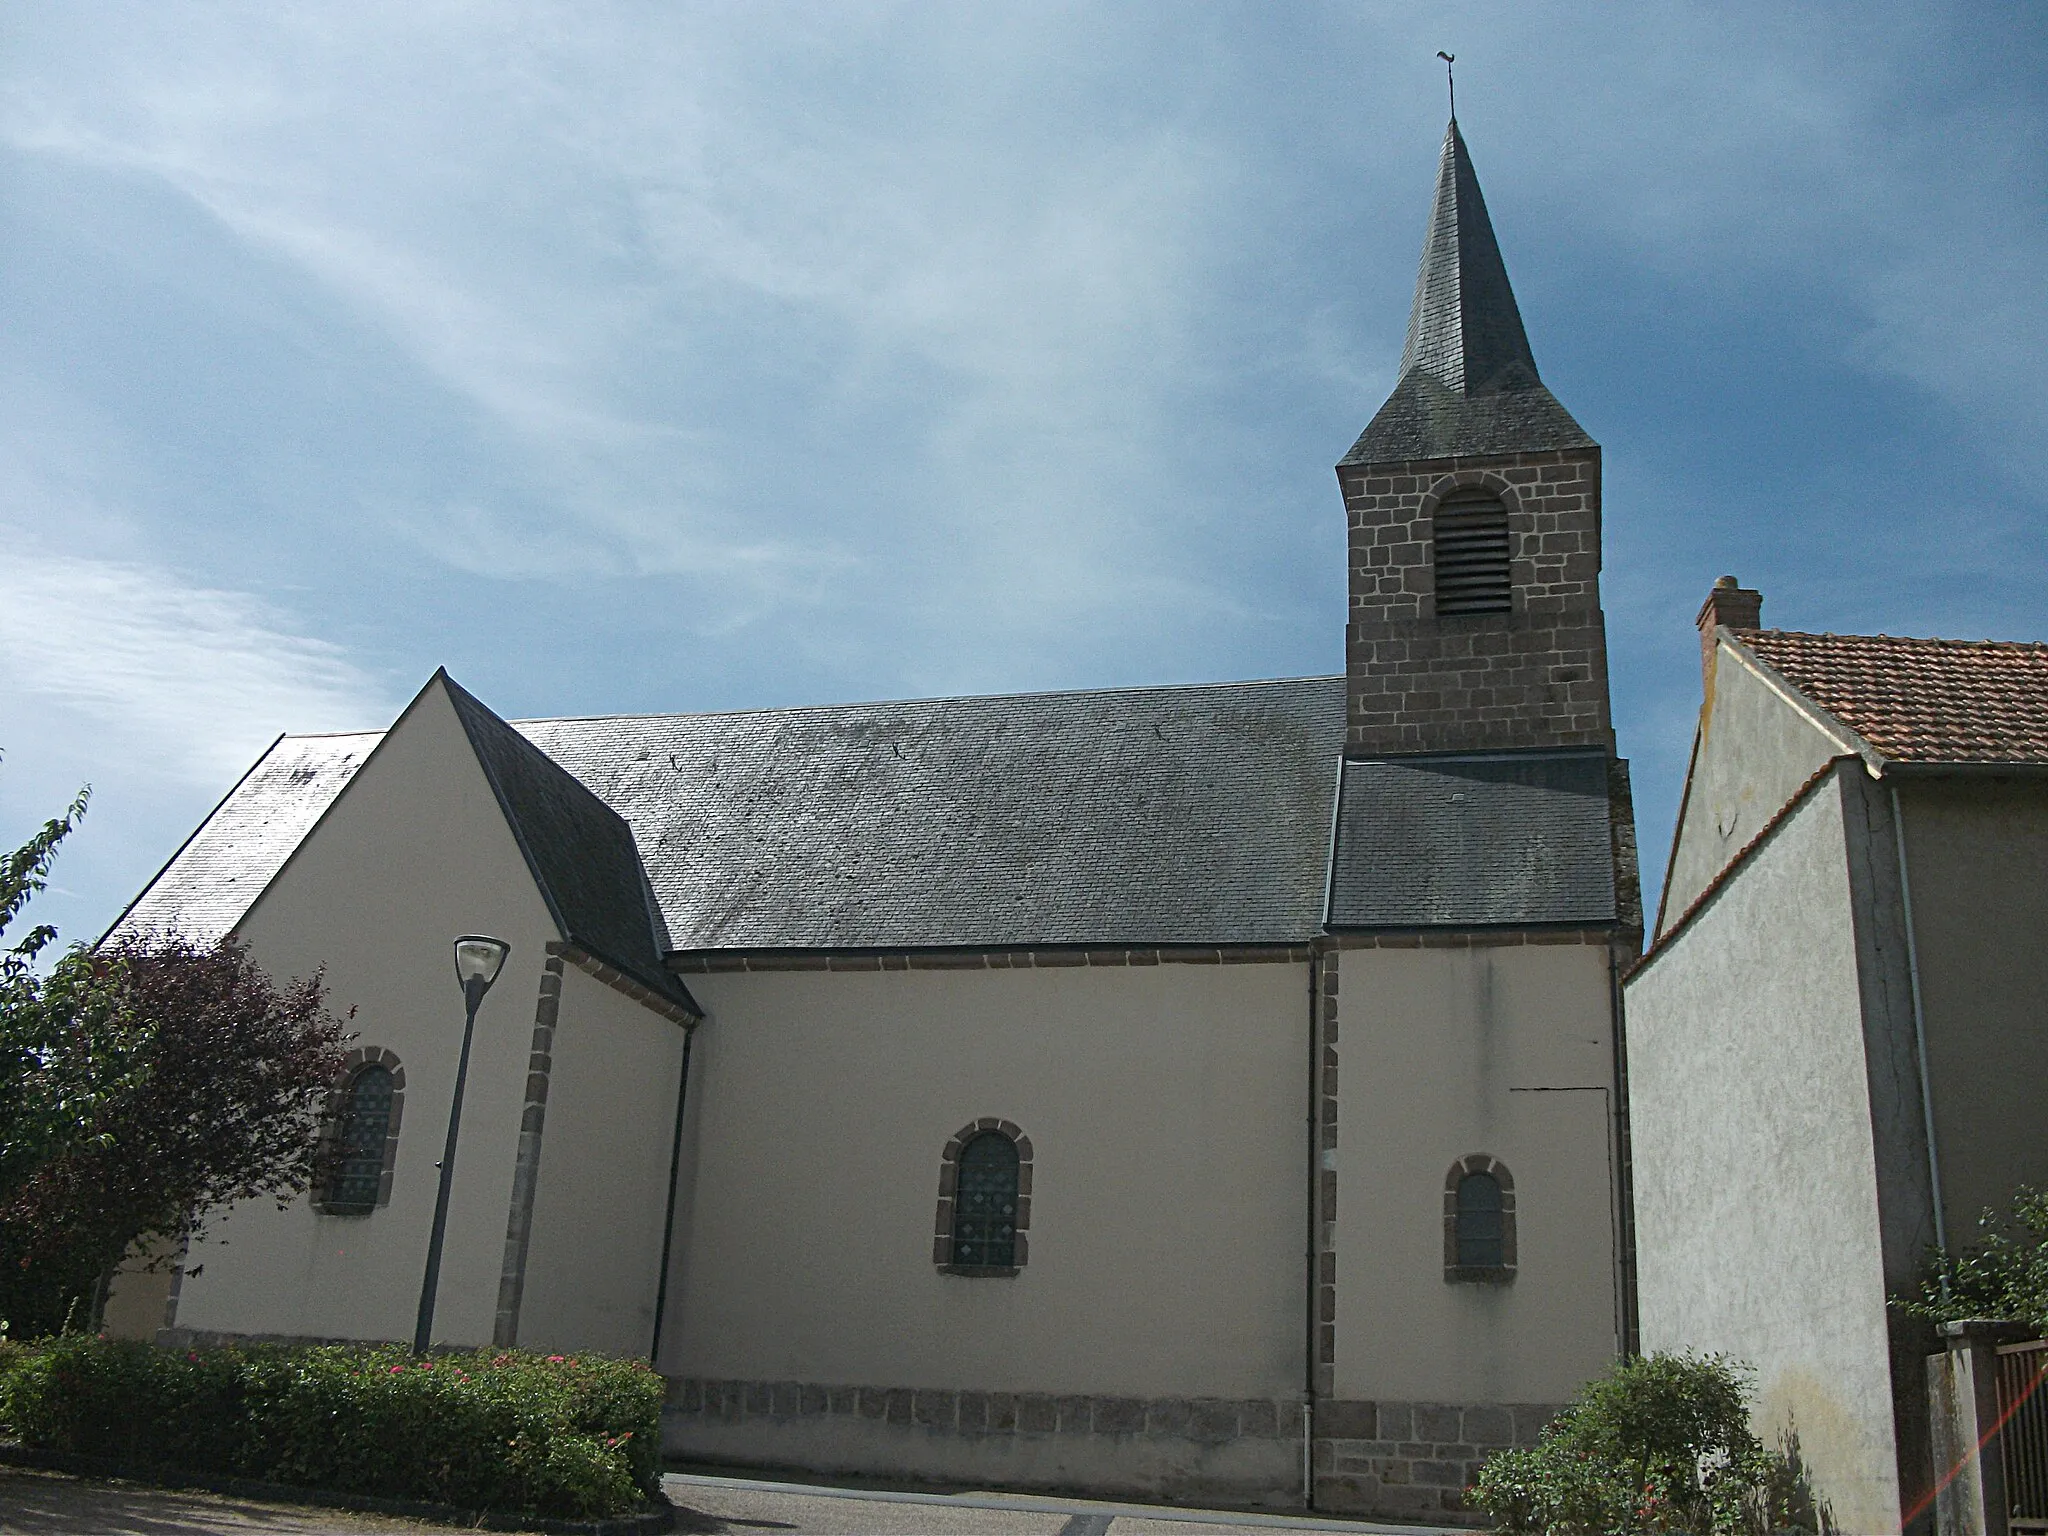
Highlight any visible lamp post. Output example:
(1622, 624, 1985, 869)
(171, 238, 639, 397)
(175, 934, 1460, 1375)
(413, 934, 511, 1354)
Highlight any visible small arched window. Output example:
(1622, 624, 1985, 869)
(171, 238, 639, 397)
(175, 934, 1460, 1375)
(321, 1053, 404, 1216)
(933, 1118, 1033, 1275)
(1444, 1154, 1516, 1282)
(1431, 489, 1512, 616)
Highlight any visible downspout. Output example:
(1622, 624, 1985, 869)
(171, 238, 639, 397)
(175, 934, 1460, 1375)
(1888, 783, 1949, 1265)
(1608, 946, 1640, 1357)
(648, 1022, 697, 1363)
(1303, 949, 1320, 1512)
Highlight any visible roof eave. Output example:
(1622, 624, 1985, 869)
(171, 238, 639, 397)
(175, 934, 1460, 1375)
(1876, 759, 2048, 780)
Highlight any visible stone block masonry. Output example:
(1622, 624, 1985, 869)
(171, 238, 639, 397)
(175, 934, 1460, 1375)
(1340, 447, 1613, 756)
(665, 1374, 1556, 1524)
(664, 1375, 1302, 1508)
(1314, 1397, 1561, 1525)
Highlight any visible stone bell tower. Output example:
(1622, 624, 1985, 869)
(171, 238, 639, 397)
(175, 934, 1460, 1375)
(1337, 117, 1612, 757)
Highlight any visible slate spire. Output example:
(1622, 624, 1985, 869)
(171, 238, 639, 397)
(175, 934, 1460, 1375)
(1400, 117, 1540, 396)
(1340, 118, 1592, 466)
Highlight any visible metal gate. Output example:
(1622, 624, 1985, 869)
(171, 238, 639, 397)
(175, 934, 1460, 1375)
(1998, 1338, 2048, 1533)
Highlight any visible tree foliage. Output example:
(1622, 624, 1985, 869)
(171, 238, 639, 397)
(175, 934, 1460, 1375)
(0, 783, 349, 1335)
(1472, 1352, 1819, 1534)
(1899, 1185, 2048, 1334)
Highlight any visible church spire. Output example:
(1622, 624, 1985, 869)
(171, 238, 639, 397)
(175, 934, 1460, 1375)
(1340, 117, 1591, 467)
(1400, 117, 1540, 397)
(1332, 113, 1612, 759)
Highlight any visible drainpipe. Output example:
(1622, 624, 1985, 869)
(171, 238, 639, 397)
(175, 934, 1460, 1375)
(1303, 950, 1320, 1511)
(1889, 783, 1948, 1267)
(649, 1022, 697, 1363)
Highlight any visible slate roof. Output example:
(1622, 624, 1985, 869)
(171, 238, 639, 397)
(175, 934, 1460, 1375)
(108, 731, 381, 946)
(520, 677, 1348, 951)
(1739, 629, 2048, 766)
(1340, 118, 1595, 467)
(1342, 371, 1594, 466)
(113, 677, 1353, 959)
(1326, 750, 1621, 929)
(114, 674, 1636, 966)
(440, 676, 692, 1008)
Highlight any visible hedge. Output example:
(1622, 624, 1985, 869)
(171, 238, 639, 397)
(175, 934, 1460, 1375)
(0, 1335, 663, 1520)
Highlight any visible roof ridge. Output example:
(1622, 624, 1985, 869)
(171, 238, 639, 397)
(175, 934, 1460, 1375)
(506, 673, 1345, 728)
(1742, 627, 2048, 652)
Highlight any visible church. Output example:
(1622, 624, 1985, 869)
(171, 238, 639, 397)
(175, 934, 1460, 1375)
(103, 118, 1642, 1526)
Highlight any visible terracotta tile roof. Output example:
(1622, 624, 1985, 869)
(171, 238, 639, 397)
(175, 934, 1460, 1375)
(1738, 629, 2048, 764)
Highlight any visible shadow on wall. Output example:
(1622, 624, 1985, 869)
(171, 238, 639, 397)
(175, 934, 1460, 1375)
(1770, 1420, 1838, 1536)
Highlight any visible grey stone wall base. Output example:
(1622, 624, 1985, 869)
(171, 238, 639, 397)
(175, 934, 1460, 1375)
(664, 1377, 1303, 1509)
(1312, 1397, 1562, 1528)
(0, 1442, 675, 1534)
(157, 1326, 401, 1350)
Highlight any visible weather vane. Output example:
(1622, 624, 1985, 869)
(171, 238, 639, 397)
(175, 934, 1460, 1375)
(1437, 51, 1456, 119)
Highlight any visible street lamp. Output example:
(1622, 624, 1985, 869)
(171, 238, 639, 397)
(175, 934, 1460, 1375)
(413, 934, 511, 1354)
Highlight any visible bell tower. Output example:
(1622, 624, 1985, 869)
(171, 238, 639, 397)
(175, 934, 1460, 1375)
(1337, 118, 1612, 757)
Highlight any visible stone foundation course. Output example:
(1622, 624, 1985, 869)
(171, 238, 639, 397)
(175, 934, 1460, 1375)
(1314, 1397, 1561, 1525)
(664, 1376, 1304, 1509)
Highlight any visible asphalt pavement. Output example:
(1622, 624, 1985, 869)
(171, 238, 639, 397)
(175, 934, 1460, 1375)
(0, 1464, 1459, 1536)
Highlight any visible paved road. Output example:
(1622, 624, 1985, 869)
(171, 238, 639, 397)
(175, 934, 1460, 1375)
(663, 1473, 1449, 1536)
(0, 1465, 1456, 1536)
(0, 1467, 427, 1534)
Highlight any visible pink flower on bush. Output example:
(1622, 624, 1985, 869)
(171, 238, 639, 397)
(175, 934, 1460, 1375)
(547, 1355, 565, 1363)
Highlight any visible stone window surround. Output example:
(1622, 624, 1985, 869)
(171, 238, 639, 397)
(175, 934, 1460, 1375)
(1443, 1153, 1516, 1283)
(933, 1118, 1033, 1277)
(313, 1047, 406, 1215)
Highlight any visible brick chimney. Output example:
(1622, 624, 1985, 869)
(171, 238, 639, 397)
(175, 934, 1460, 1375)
(1696, 576, 1762, 691)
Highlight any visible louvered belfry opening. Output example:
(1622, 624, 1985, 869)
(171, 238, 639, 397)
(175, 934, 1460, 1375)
(1432, 489, 1512, 615)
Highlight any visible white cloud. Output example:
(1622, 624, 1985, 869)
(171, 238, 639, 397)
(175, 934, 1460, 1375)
(0, 539, 388, 787)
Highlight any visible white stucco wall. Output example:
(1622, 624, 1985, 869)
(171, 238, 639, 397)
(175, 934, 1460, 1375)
(1333, 940, 1621, 1406)
(1661, 641, 1848, 933)
(1627, 772, 1904, 1535)
(517, 965, 688, 1358)
(661, 962, 1308, 1399)
(171, 679, 563, 1349)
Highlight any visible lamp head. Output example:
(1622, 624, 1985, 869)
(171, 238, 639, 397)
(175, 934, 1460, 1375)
(453, 935, 511, 993)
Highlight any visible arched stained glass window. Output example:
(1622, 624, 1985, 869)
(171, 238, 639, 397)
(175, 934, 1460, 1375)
(1443, 1154, 1516, 1281)
(950, 1132, 1020, 1269)
(326, 1064, 394, 1215)
(1456, 1172, 1505, 1268)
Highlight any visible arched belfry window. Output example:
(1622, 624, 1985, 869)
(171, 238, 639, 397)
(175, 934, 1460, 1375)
(1431, 489, 1512, 616)
(1444, 1154, 1516, 1282)
(318, 1049, 406, 1215)
(933, 1118, 1033, 1275)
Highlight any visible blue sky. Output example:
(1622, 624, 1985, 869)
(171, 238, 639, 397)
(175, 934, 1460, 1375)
(4, 2, 2045, 944)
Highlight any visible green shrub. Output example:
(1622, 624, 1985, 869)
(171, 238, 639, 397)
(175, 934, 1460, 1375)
(1899, 1184, 2048, 1333)
(3, 1336, 663, 1520)
(1471, 1352, 1815, 1535)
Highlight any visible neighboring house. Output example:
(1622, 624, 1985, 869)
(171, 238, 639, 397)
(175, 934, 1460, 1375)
(101, 118, 1641, 1525)
(1625, 580, 2048, 1535)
